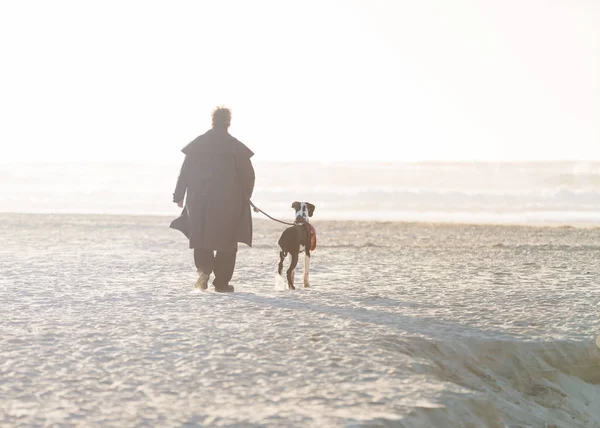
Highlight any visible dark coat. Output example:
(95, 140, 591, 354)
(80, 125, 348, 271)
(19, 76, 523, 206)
(170, 128, 255, 251)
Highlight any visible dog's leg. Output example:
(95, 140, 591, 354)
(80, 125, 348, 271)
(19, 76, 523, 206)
(303, 252, 310, 288)
(287, 252, 298, 290)
(278, 251, 285, 276)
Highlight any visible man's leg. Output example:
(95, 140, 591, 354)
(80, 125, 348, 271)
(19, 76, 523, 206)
(194, 248, 215, 274)
(213, 251, 237, 291)
(193, 248, 214, 290)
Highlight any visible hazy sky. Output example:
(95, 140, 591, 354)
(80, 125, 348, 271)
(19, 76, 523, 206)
(0, 0, 597, 163)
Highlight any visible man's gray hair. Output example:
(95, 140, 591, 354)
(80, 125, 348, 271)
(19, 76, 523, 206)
(212, 106, 232, 128)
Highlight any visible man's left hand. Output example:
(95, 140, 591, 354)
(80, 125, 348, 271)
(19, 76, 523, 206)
(176, 201, 184, 208)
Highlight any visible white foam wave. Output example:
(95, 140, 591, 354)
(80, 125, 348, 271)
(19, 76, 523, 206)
(2, 162, 600, 225)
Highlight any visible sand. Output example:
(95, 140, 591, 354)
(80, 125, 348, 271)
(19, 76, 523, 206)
(1, 214, 599, 427)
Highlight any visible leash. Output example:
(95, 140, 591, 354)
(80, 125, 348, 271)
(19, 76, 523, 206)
(249, 200, 295, 226)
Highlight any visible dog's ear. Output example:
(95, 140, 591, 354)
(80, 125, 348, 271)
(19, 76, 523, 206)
(291, 201, 301, 211)
(306, 203, 316, 217)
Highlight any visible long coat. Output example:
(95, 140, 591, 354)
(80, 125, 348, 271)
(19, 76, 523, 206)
(170, 128, 255, 251)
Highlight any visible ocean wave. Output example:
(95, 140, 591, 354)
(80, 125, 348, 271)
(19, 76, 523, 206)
(3, 162, 600, 225)
(254, 186, 600, 202)
(254, 184, 600, 195)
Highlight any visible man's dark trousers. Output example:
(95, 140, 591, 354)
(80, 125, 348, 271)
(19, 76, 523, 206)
(194, 249, 237, 287)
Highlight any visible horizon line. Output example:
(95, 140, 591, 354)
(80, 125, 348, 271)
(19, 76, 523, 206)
(2, 159, 600, 166)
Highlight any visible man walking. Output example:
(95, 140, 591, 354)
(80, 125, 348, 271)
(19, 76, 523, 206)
(171, 107, 255, 292)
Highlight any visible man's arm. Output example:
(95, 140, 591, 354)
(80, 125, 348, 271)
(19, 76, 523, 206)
(173, 156, 190, 206)
(237, 155, 255, 199)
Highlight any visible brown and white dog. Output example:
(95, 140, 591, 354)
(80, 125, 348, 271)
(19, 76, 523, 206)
(278, 202, 316, 290)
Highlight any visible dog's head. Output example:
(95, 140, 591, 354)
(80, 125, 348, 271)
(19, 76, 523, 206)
(292, 201, 316, 223)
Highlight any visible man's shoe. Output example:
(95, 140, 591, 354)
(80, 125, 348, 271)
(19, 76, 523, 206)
(214, 284, 234, 293)
(195, 272, 210, 290)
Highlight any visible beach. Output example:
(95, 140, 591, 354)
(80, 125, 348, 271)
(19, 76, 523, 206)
(1, 213, 599, 427)
(1, 0, 596, 423)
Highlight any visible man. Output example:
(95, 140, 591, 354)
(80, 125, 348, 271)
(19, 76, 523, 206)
(170, 107, 255, 292)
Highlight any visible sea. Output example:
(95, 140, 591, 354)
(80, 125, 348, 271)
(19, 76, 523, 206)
(1, 161, 600, 225)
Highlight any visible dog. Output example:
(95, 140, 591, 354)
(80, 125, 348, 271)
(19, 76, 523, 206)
(278, 201, 316, 290)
